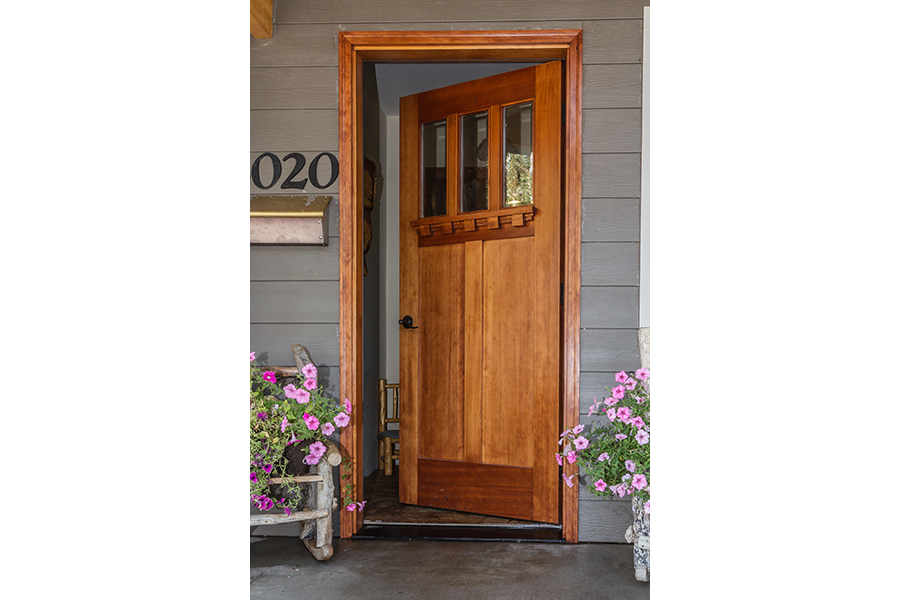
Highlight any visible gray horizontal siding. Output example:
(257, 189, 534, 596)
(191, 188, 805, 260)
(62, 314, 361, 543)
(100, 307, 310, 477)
(581, 328, 640, 373)
(579, 372, 623, 413)
(582, 242, 640, 286)
(583, 109, 642, 153)
(581, 286, 638, 329)
(579, 497, 634, 543)
(251, 67, 339, 110)
(582, 198, 640, 242)
(250, 281, 340, 323)
(583, 153, 642, 197)
(250, 241, 340, 281)
(250, 110, 339, 151)
(583, 64, 642, 108)
(276, 0, 646, 23)
(581, 19, 644, 64)
(250, 323, 340, 368)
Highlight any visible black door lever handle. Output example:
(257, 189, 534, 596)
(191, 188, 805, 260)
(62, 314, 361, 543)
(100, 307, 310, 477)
(399, 315, 418, 329)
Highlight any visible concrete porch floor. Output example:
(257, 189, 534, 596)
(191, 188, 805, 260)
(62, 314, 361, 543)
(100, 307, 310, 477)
(250, 536, 650, 599)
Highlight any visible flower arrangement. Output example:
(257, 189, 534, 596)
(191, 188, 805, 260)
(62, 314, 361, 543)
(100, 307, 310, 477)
(250, 351, 363, 515)
(558, 368, 650, 515)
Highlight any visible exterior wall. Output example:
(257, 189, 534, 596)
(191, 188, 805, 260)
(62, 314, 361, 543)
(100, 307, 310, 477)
(251, 0, 648, 542)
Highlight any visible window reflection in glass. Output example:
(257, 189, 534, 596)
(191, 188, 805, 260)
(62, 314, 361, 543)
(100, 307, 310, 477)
(460, 111, 489, 213)
(503, 102, 533, 207)
(421, 120, 447, 217)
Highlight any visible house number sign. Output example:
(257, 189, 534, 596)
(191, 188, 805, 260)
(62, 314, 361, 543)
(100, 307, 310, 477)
(251, 152, 339, 190)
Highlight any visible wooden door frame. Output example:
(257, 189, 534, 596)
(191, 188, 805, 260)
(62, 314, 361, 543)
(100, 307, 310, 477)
(338, 30, 583, 542)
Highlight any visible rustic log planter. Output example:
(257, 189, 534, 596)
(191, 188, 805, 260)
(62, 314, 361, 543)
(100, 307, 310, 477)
(249, 439, 342, 561)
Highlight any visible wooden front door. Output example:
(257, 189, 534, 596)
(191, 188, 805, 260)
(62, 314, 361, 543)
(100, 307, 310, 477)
(398, 62, 563, 524)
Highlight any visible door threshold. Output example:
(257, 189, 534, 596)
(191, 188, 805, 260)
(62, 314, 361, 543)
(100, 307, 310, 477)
(354, 522, 564, 542)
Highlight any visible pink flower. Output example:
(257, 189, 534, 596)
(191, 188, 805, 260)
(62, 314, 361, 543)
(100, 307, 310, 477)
(597, 452, 609, 462)
(616, 406, 632, 422)
(630, 416, 645, 429)
(625, 377, 637, 391)
(301, 363, 318, 379)
(615, 371, 628, 383)
(574, 435, 590, 450)
(566, 451, 577, 464)
(632, 474, 648, 490)
(263, 371, 277, 383)
(303, 377, 317, 391)
(634, 396, 644, 404)
(635, 367, 649, 381)
(303, 413, 320, 431)
(250, 472, 258, 483)
(643, 500, 650, 515)
(615, 433, 627, 441)
(346, 503, 357, 512)
(334, 412, 350, 428)
(604, 396, 618, 406)
(322, 422, 335, 436)
(594, 479, 607, 492)
(588, 404, 597, 417)
(250, 351, 256, 362)
(284, 506, 292, 516)
(556, 453, 563, 466)
(612, 385, 626, 400)
(304, 454, 321, 465)
(343, 398, 352, 414)
(280, 416, 289, 433)
(624, 460, 635, 473)
(308, 441, 326, 458)
(285, 384, 310, 404)
(572, 424, 585, 435)
(635, 429, 649, 445)
(615, 484, 628, 498)
(562, 473, 575, 488)
(357, 501, 367, 512)
(605, 407, 617, 422)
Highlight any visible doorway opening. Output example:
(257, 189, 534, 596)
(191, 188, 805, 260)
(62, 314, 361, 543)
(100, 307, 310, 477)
(338, 31, 584, 543)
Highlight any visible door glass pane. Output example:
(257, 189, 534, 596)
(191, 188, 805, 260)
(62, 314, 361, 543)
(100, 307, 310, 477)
(503, 102, 533, 207)
(421, 120, 447, 217)
(460, 110, 489, 213)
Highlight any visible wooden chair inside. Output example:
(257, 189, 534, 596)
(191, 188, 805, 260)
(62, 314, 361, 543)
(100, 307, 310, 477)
(378, 379, 400, 476)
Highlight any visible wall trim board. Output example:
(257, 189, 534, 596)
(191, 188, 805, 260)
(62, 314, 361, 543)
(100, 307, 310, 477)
(337, 29, 583, 543)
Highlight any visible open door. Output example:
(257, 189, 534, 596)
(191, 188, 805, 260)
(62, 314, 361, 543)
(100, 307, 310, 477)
(398, 62, 563, 523)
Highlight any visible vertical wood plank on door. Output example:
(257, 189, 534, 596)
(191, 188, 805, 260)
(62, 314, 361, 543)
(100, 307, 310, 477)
(464, 241, 484, 464)
(482, 236, 535, 468)
(418, 244, 466, 462)
(398, 93, 420, 505)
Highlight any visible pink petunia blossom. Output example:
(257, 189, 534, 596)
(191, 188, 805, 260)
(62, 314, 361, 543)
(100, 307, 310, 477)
(635, 367, 649, 381)
(322, 422, 335, 436)
(606, 407, 617, 422)
(301, 363, 318, 379)
(616, 406, 632, 422)
(625, 377, 637, 391)
(635, 429, 649, 445)
(343, 398, 352, 414)
(250, 472, 258, 483)
(615, 371, 628, 383)
(308, 441, 326, 458)
(566, 451, 578, 464)
(604, 396, 618, 406)
(615, 484, 628, 498)
(594, 478, 607, 492)
(334, 412, 350, 428)
(574, 435, 590, 450)
(612, 385, 626, 400)
(250, 351, 256, 362)
(303, 413, 320, 431)
(643, 500, 650, 515)
(630, 416, 645, 429)
(597, 452, 609, 462)
(615, 433, 627, 441)
(588, 404, 597, 417)
(632, 473, 648, 490)
(303, 377, 317, 391)
(357, 501, 367, 512)
(284, 506, 292, 516)
(556, 453, 564, 466)
(304, 454, 321, 466)
(572, 424, 585, 435)
(346, 503, 357, 512)
(264, 463, 274, 474)
(562, 473, 575, 488)
(263, 371, 277, 383)
(624, 460, 635, 473)
(281, 416, 289, 433)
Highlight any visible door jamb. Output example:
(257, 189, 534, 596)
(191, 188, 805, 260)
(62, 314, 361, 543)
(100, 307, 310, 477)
(338, 30, 583, 542)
